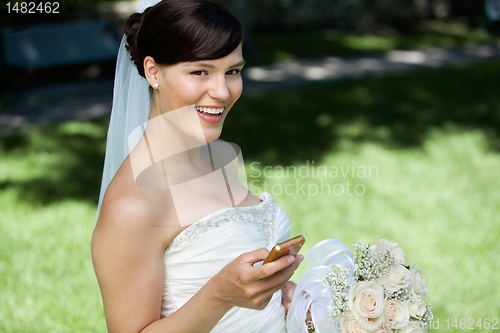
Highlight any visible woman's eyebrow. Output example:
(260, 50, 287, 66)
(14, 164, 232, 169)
(184, 60, 246, 68)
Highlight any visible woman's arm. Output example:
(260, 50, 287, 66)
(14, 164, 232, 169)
(92, 191, 301, 333)
(143, 248, 300, 333)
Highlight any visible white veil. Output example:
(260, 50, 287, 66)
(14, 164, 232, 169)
(95, 0, 162, 220)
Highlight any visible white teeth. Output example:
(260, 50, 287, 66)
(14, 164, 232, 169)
(196, 106, 224, 114)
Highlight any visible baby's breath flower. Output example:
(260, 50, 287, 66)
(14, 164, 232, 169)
(387, 288, 420, 303)
(323, 266, 352, 319)
(353, 241, 395, 281)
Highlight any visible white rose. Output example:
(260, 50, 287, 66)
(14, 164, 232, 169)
(348, 281, 386, 330)
(340, 315, 370, 333)
(408, 298, 427, 319)
(409, 265, 428, 297)
(383, 300, 410, 329)
(395, 321, 425, 333)
(377, 265, 412, 292)
(341, 315, 390, 333)
(371, 239, 406, 265)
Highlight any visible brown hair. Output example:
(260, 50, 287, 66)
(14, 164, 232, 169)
(123, 0, 244, 78)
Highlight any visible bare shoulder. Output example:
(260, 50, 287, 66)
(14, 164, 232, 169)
(96, 182, 155, 231)
(93, 154, 167, 239)
(91, 184, 161, 264)
(91, 176, 169, 332)
(91, 156, 179, 261)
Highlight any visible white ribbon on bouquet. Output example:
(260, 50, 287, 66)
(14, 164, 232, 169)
(286, 239, 356, 333)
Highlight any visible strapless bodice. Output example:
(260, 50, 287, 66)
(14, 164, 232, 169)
(161, 191, 291, 332)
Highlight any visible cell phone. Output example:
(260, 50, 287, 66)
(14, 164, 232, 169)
(263, 235, 305, 265)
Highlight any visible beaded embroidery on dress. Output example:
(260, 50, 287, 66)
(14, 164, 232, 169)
(167, 191, 279, 249)
(161, 191, 291, 333)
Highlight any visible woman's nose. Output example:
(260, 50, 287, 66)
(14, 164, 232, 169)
(209, 77, 230, 100)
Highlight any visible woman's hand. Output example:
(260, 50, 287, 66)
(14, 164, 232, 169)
(207, 248, 304, 311)
(281, 281, 296, 314)
(280, 281, 315, 332)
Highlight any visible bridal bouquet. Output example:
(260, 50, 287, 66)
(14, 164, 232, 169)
(286, 239, 432, 333)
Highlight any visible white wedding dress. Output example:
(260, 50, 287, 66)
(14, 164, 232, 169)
(160, 191, 291, 332)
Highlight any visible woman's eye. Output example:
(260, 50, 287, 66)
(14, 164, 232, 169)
(191, 70, 207, 76)
(227, 69, 241, 75)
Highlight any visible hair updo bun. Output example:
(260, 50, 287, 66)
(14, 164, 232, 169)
(123, 12, 146, 76)
(122, 0, 244, 79)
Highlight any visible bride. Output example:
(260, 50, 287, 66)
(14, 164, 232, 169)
(91, 0, 304, 332)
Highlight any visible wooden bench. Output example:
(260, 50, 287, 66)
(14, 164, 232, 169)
(1, 19, 121, 71)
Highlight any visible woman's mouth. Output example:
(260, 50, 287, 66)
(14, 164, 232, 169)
(196, 106, 225, 124)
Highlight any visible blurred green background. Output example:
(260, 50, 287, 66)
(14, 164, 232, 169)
(1, 0, 500, 332)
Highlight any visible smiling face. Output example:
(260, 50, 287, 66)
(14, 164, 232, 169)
(144, 43, 244, 143)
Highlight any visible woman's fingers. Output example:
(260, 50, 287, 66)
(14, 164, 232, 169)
(213, 248, 303, 311)
(239, 247, 269, 265)
(254, 254, 303, 294)
(251, 253, 299, 281)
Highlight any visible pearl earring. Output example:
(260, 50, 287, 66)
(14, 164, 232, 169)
(153, 83, 159, 88)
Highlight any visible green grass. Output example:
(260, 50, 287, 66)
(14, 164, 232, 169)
(252, 20, 500, 62)
(247, 127, 500, 330)
(1, 60, 500, 332)
(0, 120, 108, 332)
